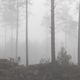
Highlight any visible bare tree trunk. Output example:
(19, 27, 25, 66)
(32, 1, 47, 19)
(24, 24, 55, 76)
(51, 0, 55, 63)
(15, 0, 19, 63)
(78, 3, 80, 65)
(4, 27, 7, 58)
(11, 27, 13, 58)
(26, 0, 28, 66)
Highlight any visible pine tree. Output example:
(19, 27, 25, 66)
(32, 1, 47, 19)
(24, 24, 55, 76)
(51, 0, 55, 63)
(57, 47, 71, 65)
(78, 3, 80, 65)
(26, 0, 28, 66)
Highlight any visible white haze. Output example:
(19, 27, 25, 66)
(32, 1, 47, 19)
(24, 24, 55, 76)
(0, 0, 79, 65)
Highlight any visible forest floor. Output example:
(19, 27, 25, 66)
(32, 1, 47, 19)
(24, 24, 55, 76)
(0, 60, 80, 80)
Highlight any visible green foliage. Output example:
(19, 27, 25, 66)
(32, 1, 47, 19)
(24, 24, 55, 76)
(57, 47, 72, 65)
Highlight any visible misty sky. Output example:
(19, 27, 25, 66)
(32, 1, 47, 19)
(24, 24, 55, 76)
(0, 0, 79, 65)
(55, 0, 79, 64)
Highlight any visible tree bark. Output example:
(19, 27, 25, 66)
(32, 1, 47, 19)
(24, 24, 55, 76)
(15, 0, 19, 63)
(26, 0, 28, 66)
(78, 3, 80, 65)
(51, 0, 55, 63)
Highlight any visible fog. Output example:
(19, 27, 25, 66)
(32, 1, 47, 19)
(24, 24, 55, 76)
(0, 0, 79, 65)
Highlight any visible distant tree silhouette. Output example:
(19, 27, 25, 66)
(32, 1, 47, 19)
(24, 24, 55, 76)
(40, 58, 50, 64)
(1, 0, 28, 65)
(57, 47, 71, 65)
(1, 0, 17, 60)
(17, 56, 21, 64)
(78, 3, 80, 65)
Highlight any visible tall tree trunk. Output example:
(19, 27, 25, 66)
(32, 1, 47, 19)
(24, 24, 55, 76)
(51, 0, 55, 63)
(26, 0, 28, 66)
(11, 27, 13, 58)
(78, 3, 80, 65)
(4, 27, 7, 58)
(15, 0, 19, 63)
